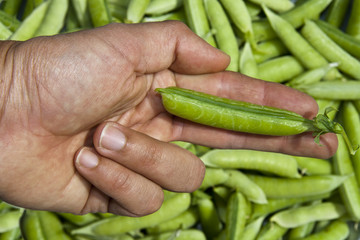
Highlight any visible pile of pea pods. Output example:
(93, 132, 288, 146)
(1, 0, 360, 239)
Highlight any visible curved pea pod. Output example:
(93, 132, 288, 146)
(300, 220, 349, 240)
(0, 228, 21, 240)
(302, 20, 360, 80)
(71, 193, 191, 237)
(253, 0, 332, 42)
(239, 216, 265, 240)
(263, 5, 328, 71)
(341, 101, 360, 185)
(0, 210, 23, 233)
(247, 174, 347, 199)
(200, 149, 301, 178)
(325, 0, 350, 28)
(256, 222, 288, 240)
(225, 192, 251, 240)
(140, 229, 206, 240)
(171, 141, 197, 155)
(247, 0, 293, 13)
(57, 212, 99, 226)
(197, 197, 222, 239)
(145, 0, 182, 15)
(204, 0, 239, 72)
(223, 170, 267, 204)
(253, 38, 288, 64)
(270, 202, 346, 228)
(294, 155, 332, 176)
(200, 168, 229, 190)
(183, 0, 216, 47)
(10, 1, 50, 41)
(239, 42, 258, 78)
(333, 134, 360, 221)
(125, 0, 150, 23)
(20, 210, 71, 240)
(146, 207, 199, 234)
(288, 220, 316, 240)
(316, 20, 360, 59)
(33, 0, 69, 37)
(316, 99, 341, 121)
(220, 0, 257, 50)
(258, 55, 304, 83)
(346, 0, 360, 39)
(297, 80, 360, 100)
(250, 192, 331, 220)
(88, 0, 112, 27)
(156, 87, 355, 152)
(0, 10, 20, 32)
(71, 0, 93, 28)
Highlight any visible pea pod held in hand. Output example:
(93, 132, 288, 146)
(156, 87, 357, 153)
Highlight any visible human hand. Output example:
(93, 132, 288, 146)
(0, 21, 337, 216)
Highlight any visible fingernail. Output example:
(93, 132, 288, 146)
(99, 124, 127, 151)
(76, 148, 99, 168)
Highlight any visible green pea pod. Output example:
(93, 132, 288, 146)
(253, 0, 332, 42)
(200, 168, 229, 190)
(256, 222, 288, 240)
(146, 207, 199, 234)
(71, 193, 191, 237)
(0, 228, 21, 240)
(126, 0, 150, 23)
(145, 0, 183, 15)
(325, 0, 350, 28)
(0, 10, 21, 32)
(333, 134, 360, 221)
(247, 174, 347, 199)
(341, 101, 360, 186)
(0, 210, 23, 233)
(239, 216, 265, 240)
(57, 212, 99, 226)
(0, 21, 12, 40)
(250, 192, 332, 220)
(258, 55, 304, 83)
(200, 149, 301, 178)
(88, 0, 112, 27)
(297, 80, 360, 100)
(20, 210, 72, 240)
(225, 192, 250, 240)
(183, 0, 216, 47)
(253, 38, 288, 64)
(10, 1, 50, 41)
(197, 197, 222, 239)
(301, 220, 349, 240)
(71, 0, 93, 28)
(302, 20, 360, 80)
(346, 0, 360, 39)
(239, 42, 258, 78)
(34, 0, 69, 37)
(316, 19, 360, 59)
(270, 202, 346, 228)
(139, 229, 206, 240)
(223, 170, 267, 204)
(156, 87, 357, 153)
(204, 0, 239, 72)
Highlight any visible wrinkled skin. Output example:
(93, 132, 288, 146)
(0, 21, 337, 216)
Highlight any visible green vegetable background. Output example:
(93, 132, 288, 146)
(1, 0, 360, 239)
